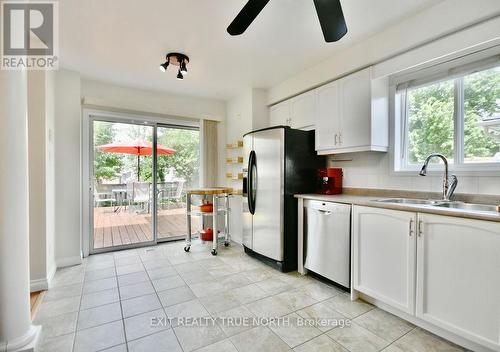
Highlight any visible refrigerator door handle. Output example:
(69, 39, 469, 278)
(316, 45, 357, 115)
(247, 150, 257, 215)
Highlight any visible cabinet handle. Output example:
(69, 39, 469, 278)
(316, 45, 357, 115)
(339, 133, 342, 145)
(334, 134, 338, 145)
(418, 220, 423, 237)
(409, 219, 414, 236)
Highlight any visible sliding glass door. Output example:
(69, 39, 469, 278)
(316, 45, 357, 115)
(90, 117, 200, 253)
(156, 125, 201, 241)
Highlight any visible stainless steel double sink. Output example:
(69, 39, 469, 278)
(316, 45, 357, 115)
(374, 198, 499, 213)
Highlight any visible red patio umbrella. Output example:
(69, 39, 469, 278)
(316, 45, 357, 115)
(97, 139, 176, 181)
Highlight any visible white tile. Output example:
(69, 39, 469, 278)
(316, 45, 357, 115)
(34, 311, 78, 338)
(101, 344, 127, 352)
(37, 296, 81, 320)
(323, 294, 374, 319)
(127, 329, 182, 352)
(213, 305, 256, 337)
(275, 288, 318, 311)
(84, 267, 116, 281)
(293, 334, 348, 352)
(119, 281, 155, 300)
(85, 260, 115, 272)
(327, 322, 390, 352)
(124, 308, 169, 341)
(122, 293, 162, 318)
(295, 281, 343, 301)
(152, 275, 185, 291)
(83, 277, 117, 294)
(392, 327, 466, 352)
(80, 287, 119, 310)
(195, 339, 238, 352)
(296, 301, 348, 332)
(245, 295, 293, 318)
(77, 302, 122, 330)
(142, 258, 172, 271)
(38, 333, 75, 352)
(117, 271, 150, 287)
(74, 320, 125, 352)
(43, 283, 83, 301)
(165, 299, 210, 321)
(269, 312, 322, 348)
(255, 277, 291, 295)
(157, 285, 195, 307)
(115, 255, 142, 267)
(354, 308, 414, 342)
(229, 326, 290, 352)
(189, 281, 225, 298)
(173, 323, 225, 352)
(231, 283, 269, 304)
(116, 263, 145, 276)
(147, 266, 177, 280)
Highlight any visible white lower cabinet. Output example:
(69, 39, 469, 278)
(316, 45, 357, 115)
(353, 205, 500, 352)
(352, 206, 416, 314)
(416, 214, 500, 351)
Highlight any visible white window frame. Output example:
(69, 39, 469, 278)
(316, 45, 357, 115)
(393, 50, 500, 175)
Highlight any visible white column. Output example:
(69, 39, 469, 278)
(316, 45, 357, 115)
(0, 70, 41, 351)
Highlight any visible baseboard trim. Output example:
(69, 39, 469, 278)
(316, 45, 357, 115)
(30, 278, 48, 292)
(56, 255, 82, 268)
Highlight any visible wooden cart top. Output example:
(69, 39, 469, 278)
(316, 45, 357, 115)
(186, 187, 233, 195)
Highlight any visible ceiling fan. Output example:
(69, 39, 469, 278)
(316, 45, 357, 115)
(227, 0, 347, 42)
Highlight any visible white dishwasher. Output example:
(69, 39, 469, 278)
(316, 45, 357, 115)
(304, 200, 351, 288)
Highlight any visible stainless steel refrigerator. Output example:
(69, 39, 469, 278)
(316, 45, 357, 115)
(242, 126, 325, 272)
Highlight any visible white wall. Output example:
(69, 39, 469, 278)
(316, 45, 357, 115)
(27, 70, 56, 290)
(268, 0, 500, 104)
(54, 70, 83, 266)
(81, 79, 225, 121)
(223, 88, 269, 243)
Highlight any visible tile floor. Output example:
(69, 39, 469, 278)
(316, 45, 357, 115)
(35, 240, 468, 352)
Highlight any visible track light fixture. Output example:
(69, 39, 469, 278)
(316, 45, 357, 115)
(159, 53, 189, 80)
(177, 69, 184, 80)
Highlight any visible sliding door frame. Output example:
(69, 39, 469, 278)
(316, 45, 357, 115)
(82, 108, 200, 256)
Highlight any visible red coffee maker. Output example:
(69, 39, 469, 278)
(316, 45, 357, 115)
(317, 168, 343, 194)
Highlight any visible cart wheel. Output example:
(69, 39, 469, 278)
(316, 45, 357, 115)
(224, 241, 230, 247)
(184, 246, 190, 252)
(211, 249, 217, 256)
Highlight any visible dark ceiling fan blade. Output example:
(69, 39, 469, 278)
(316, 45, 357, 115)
(227, 0, 271, 35)
(313, 0, 347, 42)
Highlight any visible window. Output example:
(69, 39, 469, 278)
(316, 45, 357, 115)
(398, 59, 500, 171)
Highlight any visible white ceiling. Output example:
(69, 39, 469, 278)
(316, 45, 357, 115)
(59, 0, 442, 100)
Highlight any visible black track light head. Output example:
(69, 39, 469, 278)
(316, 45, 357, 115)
(159, 60, 169, 72)
(177, 69, 184, 80)
(180, 60, 188, 75)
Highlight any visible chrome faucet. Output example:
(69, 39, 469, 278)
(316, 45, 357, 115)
(419, 153, 458, 201)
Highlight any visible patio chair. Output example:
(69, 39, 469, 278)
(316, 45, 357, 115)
(126, 182, 151, 213)
(158, 180, 185, 209)
(93, 184, 116, 209)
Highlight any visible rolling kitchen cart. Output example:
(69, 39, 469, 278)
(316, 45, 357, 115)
(184, 187, 231, 255)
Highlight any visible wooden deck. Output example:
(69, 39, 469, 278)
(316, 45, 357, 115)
(93, 207, 201, 249)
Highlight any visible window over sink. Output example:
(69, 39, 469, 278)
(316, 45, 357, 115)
(395, 54, 500, 172)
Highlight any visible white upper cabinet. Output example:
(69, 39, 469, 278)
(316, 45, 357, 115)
(315, 67, 389, 154)
(269, 100, 291, 127)
(352, 206, 416, 314)
(289, 90, 315, 130)
(316, 80, 340, 151)
(416, 214, 500, 351)
(269, 66, 389, 154)
(269, 91, 316, 130)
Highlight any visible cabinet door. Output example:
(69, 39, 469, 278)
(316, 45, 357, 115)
(269, 101, 290, 127)
(290, 91, 315, 130)
(353, 206, 416, 314)
(315, 81, 340, 151)
(338, 68, 371, 149)
(416, 214, 500, 351)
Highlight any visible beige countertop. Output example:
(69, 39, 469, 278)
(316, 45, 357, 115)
(294, 193, 500, 223)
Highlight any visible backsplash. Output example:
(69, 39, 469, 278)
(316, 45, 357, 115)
(328, 152, 500, 196)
